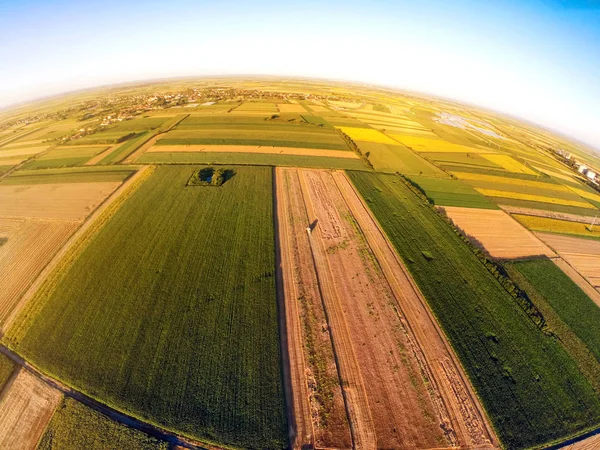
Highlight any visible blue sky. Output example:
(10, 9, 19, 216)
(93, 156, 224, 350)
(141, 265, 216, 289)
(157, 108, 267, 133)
(1, 0, 599, 149)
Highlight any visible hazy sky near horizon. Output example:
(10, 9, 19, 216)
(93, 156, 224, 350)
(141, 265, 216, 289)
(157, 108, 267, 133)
(1, 0, 599, 148)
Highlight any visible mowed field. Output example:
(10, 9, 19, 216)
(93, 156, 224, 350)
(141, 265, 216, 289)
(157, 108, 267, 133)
(537, 233, 600, 291)
(443, 206, 555, 259)
(276, 168, 496, 449)
(5, 166, 287, 449)
(348, 171, 600, 449)
(0, 369, 62, 449)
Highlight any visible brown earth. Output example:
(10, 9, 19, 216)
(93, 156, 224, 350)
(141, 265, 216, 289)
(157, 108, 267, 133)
(147, 145, 359, 159)
(0, 217, 78, 326)
(0, 181, 121, 220)
(0, 368, 61, 449)
(537, 232, 600, 291)
(277, 168, 498, 449)
(442, 206, 554, 259)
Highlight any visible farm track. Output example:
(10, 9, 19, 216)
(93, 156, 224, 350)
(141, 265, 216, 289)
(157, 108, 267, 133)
(333, 172, 498, 449)
(84, 144, 118, 165)
(0, 345, 221, 450)
(2, 166, 154, 333)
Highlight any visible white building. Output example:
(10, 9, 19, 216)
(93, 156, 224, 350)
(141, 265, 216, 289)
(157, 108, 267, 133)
(586, 170, 597, 181)
(578, 165, 588, 174)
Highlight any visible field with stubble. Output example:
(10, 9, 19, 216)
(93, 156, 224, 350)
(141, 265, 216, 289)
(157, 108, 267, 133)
(276, 167, 496, 449)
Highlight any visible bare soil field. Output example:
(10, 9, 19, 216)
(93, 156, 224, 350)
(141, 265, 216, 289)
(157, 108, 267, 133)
(538, 233, 600, 291)
(499, 205, 598, 224)
(559, 433, 600, 450)
(147, 145, 359, 159)
(0, 217, 78, 326)
(278, 104, 307, 113)
(443, 206, 555, 259)
(277, 168, 497, 449)
(275, 168, 351, 449)
(0, 368, 61, 449)
(0, 182, 121, 220)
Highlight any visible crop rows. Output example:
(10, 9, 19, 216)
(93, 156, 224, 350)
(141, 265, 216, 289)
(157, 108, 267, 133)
(348, 171, 600, 449)
(5, 166, 287, 449)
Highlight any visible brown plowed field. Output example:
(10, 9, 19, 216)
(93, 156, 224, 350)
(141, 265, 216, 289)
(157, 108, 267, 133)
(0, 368, 61, 449)
(537, 233, 600, 292)
(0, 181, 121, 220)
(276, 168, 498, 449)
(442, 206, 554, 259)
(0, 217, 78, 326)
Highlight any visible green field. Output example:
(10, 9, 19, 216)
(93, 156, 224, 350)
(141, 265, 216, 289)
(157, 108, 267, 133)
(358, 141, 449, 176)
(1, 166, 135, 185)
(348, 171, 600, 449)
(5, 166, 286, 449)
(0, 354, 15, 390)
(136, 151, 368, 170)
(408, 176, 498, 208)
(37, 398, 168, 450)
(23, 146, 107, 169)
(98, 131, 150, 164)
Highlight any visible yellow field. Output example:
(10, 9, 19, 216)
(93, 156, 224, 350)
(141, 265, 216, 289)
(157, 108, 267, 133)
(452, 172, 570, 193)
(481, 154, 536, 175)
(567, 186, 600, 204)
(389, 135, 488, 153)
(328, 100, 362, 109)
(513, 214, 600, 238)
(309, 105, 330, 112)
(336, 127, 400, 145)
(278, 103, 306, 113)
(476, 188, 596, 209)
(535, 168, 578, 183)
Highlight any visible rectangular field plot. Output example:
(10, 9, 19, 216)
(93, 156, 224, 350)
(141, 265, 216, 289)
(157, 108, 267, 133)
(148, 144, 359, 159)
(537, 233, 600, 291)
(513, 215, 600, 239)
(359, 141, 448, 176)
(136, 151, 367, 170)
(410, 176, 498, 209)
(443, 207, 554, 259)
(348, 171, 600, 449)
(23, 145, 109, 169)
(38, 398, 167, 450)
(0, 369, 62, 449)
(5, 166, 287, 449)
(336, 126, 399, 145)
(481, 154, 536, 175)
(391, 135, 489, 153)
(475, 188, 597, 210)
(276, 168, 495, 449)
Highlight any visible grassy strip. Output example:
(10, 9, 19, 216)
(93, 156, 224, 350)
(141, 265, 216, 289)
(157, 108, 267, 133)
(1, 167, 135, 185)
(6, 166, 287, 449)
(98, 131, 151, 165)
(136, 151, 368, 170)
(155, 138, 349, 150)
(348, 171, 600, 449)
(37, 398, 168, 450)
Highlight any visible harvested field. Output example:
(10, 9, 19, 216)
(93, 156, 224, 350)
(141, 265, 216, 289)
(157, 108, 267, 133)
(537, 233, 600, 290)
(277, 168, 497, 449)
(0, 369, 61, 449)
(0, 217, 78, 327)
(275, 168, 350, 449)
(442, 207, 555, 258)
(0, 182, 121, 220)
(278, 104, 306, 113)
(559, 433, 600, 449)
(499, 205, 598, 224)
(147, 144, 359, 159)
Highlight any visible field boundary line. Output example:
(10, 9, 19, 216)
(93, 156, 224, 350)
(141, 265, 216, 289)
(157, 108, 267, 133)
(273, 167, 315, 449)
(297, 168, 377, 450)
(0, 345, 220, 450)
(2, 165, 154, 335)
(335, 170, 499, 448)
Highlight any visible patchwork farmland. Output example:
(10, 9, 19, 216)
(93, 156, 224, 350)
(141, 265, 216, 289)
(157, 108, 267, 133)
(0, 78, 600, 449)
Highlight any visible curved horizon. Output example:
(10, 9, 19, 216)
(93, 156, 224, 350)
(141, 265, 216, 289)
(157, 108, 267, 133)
(1, 0, 599, 149)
